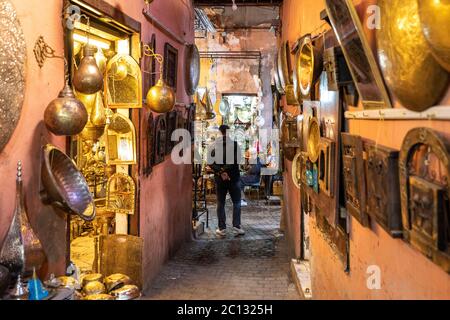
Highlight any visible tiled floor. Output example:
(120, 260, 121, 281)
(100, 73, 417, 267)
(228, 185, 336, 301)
(144, 197, 300, 300)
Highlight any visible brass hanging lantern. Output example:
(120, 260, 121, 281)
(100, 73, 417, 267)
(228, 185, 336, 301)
(0, 161, 45, 278)
(79, 92, 106, 142)
(143, 45, 175, 113)
(73, 45, 104, 94)
(194, 91, 206, 121)
(94, 47, 107, 75)
(35, 37, 88, 136)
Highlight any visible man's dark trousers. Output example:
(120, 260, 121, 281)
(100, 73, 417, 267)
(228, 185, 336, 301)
(215, 178, 241, 230)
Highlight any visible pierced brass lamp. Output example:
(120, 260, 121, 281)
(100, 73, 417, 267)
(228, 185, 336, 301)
(143, 45, 175, 113)
(201, 89, 216, 121)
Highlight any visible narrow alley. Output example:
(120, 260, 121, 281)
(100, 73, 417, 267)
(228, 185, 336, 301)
(145, 199, 300, 300)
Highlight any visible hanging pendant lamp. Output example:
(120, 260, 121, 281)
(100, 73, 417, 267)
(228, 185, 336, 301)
(73, 45, 104, 95)
(201, 90, 216, 121)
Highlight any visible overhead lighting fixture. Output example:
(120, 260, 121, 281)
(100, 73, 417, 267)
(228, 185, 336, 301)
(73, 33, 111, 50)
(232, 0, 238, 11)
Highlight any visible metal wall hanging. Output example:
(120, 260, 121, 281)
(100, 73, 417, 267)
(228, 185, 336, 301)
(319, 137, 335, 197)
(418, 0, 450, 72)
(366, 142, 402, 238)
(40, 144, 96, 221)
(143, 112, 154, 177)
(377, 0, 449, 112)
(104, 113, 137, 165)
(184, 44, 200, 95)
(105, 54, 143, 109)
(166, 110, 178, 154)
(399, 128, 450, 272)
(106, 173, 136, 216)
(323, 45, 353, 92)
(325, 0, 392, 109)
(341, 133, 369, 227)
(307, 116, 321, 163)
(278, 41, 293, 91)
(0, 162, 45, 278)
(0, 0, 26, 153)
(296, 35, 323, 98)
(292, 151, 302, 189)
(164, 43, 178, 90)
(153, 114, 167, 165)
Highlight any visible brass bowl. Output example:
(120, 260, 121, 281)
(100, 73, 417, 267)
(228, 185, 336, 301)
(83, 294, 115, 301)
(57, 276, 79, 290)
(83, 281, 106, 295)
(110, 285, 141, 300)
(297, 36, 323, 97)
(307, 117, 320, 163)
(418, 0, 450, 72)
(40, 144, 96, 221)
(82, 273, 104, 287)
(104, 274, 132, 292)
(377, 0, 449, 111)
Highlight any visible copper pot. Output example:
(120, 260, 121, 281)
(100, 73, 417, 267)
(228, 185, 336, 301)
(40, 144, 96, 221)
(44, 82, 88, 136)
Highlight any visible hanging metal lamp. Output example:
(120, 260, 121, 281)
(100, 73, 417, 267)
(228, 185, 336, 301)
(73, 45, 104, 95)
(143, 45, 175, 113)
(201, 90, 216, 121)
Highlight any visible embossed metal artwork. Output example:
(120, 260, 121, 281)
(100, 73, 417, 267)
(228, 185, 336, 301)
(341, 133, 369, 227)
(0, 0, 26, 153)
(366, 142, 402, 237)
(399, 128, 450, 272)
(377, 0, 449, 112)
(106, 173, 136, 215)
(153, 114, 167, 165)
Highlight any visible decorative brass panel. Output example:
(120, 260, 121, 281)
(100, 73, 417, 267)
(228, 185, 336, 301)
(325, 0, 392, 109)
(377, 0, 449, 112)
(105, 54, 142, 109)
(399, 128, 450, 273)
(341, 133, 369, 227)
(366, 143, 402, 238)
(0, 0, 26, 153)
(105, 113, 137, 165)
(106, 173, 136, 215)
(319, 137, 335, 197)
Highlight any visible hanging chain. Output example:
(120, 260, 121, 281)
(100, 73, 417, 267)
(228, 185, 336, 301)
(143, 44, 164, 80)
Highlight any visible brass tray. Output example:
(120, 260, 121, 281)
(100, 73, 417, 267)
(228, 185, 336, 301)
(277, 41, 293, 91)
(377, 0, 449, 111)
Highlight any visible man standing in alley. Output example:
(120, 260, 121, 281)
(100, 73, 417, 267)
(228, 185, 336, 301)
(207, 125, 245, 237)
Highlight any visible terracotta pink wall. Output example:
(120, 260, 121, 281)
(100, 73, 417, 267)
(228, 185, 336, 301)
(281, 0, 450, 299)
(0, 0, 194, 287)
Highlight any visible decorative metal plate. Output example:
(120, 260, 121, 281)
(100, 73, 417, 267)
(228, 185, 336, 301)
(365, 142, 402, 238)
(341, 133, 370, 227)
(184, 44, 200, 96)
(399, 128, 450, 272)
(325, 0, 392, 109)
(0, 0, 26, 153)
(277, 41, 293, 91)
(378, 0, 449, 111)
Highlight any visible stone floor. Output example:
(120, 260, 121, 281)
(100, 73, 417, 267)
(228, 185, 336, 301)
(144, 197, 300, 300)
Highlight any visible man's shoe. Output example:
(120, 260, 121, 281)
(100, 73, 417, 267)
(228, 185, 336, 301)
(241, 200, 248, 207)
(233, 226, 245, 235)
(216, 229, 227, 237)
